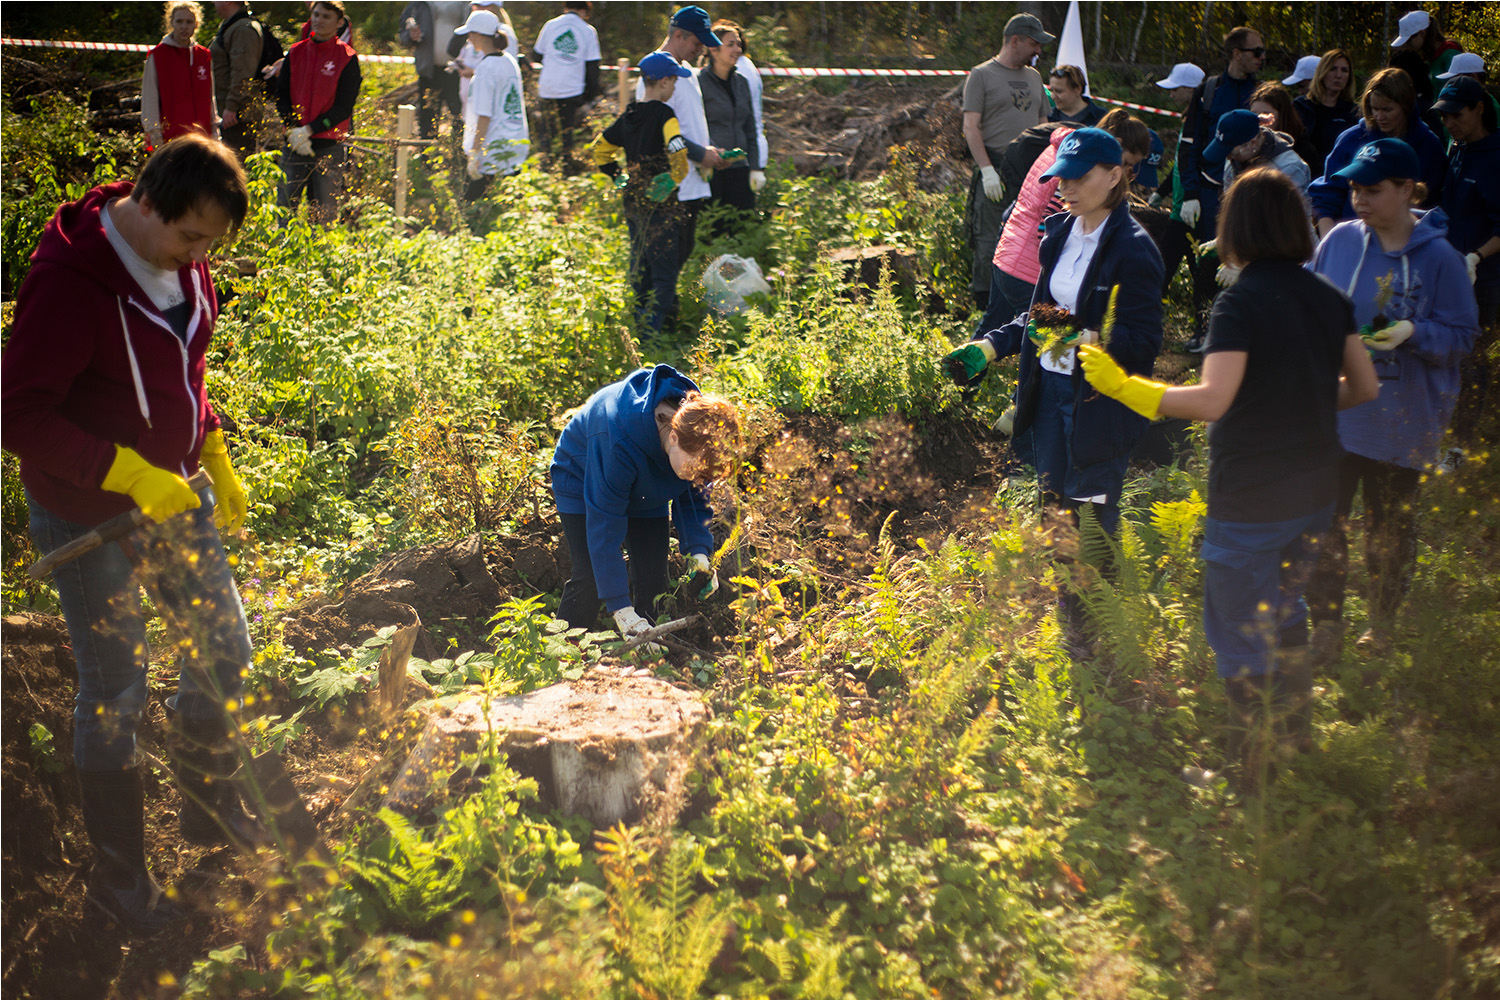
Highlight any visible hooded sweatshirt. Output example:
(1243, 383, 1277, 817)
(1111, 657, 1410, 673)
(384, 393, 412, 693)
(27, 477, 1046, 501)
(550, 365, 715, 612)
(1221, 127, 1311, 194)
(1, 182, 222, 525)
(1311, 209, 1478, 469)
(1308, 116, 1446, 222)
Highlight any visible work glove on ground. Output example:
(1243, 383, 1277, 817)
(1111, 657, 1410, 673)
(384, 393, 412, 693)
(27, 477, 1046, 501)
(646, 172, 677, 202)
(286, 125, 314, 157)
(199, 430, 247, 534)
(101, 446, 201, 524)
(466, 151, 484, 180)
(1365, 320, 1414, 351)
(612, 607, 664, 655)
(684, 552, 718, 599)
(749, 169, 766, 192)
(943, 339, 997, 385)
(979, 165, 1005, 202)
(1078, 344, 1166, 420)
(1179, 198, 1201, 228)
(1467, 253, 1481, 285)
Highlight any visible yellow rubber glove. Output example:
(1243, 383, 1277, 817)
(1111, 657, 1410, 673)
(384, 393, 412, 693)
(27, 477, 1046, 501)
(199, 429, 247, 534)
(1077, 344, 1167, 420)
(100, 446, 201, 524)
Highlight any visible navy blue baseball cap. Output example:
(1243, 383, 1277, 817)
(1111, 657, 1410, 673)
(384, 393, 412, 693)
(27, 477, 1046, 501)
(640, 51, 691, 79)
(1333, 137, 1421, 185)
(1203, 109, 1262, 162)
(1432, 75, 1487, 113)
(670, 6, 721, 46)
(1041, 127, 1123, 180)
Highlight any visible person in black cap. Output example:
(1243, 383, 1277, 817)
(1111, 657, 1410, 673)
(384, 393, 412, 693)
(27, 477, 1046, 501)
(962, 12, 1053, 308)
(634, 5, 730, 284)
(1435, 76, 1500, 451)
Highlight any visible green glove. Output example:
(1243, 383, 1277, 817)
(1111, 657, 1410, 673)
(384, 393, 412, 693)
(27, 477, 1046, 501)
(612, 171, 628, 190)
(722, 147, 747, 163)
(943, 341, 997, 385)
(1025, 318, 1044, 345)
(646, 172, 677, 202)
(100, 445, 202, 524)
(1077, 344, 1166, 419)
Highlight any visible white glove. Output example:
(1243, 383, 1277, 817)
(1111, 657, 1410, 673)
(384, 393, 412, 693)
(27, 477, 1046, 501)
(749, 170, 766, 192)
(1197, 238, 1217, 254)
(1074, 328, 1100, 348)
(994, 406, 1016, 437)
(287, 125, 314, 157)
(466, 151, 484, 180)
(1467, 253, 1481, 285)
(685, 552, 719, 598)
(979, 165, 1005, 202)
(612, 607, 664, 654)
(1366, 320, 1414, 351)
(1179, 198, 1201, 228)
(1147, 191, 1163, 209)
(1216, 263, 1243, 287)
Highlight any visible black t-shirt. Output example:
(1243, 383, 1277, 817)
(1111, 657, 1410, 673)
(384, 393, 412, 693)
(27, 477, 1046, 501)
(600, 100, 686, 220)
(1204, 260, 1354, 523)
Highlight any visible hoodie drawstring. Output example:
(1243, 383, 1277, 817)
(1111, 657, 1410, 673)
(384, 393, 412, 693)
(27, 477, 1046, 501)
(118, 296, 153, 429)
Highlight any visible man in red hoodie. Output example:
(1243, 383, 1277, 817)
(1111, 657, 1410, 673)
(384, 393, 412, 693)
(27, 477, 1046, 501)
(1, 135, 265, 936)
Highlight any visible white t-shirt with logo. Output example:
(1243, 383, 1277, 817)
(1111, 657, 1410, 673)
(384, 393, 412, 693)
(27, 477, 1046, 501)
(534, 11, 600, 100)
(467, 51, 530, 175)
(636, 55, 711, 201)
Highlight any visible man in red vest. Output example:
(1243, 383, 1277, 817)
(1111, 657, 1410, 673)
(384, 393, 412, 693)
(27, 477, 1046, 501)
(141, 2, 219, 149)
(274, 0, 361, 223)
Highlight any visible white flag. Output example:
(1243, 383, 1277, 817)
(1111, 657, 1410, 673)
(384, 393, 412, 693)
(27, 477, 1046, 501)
(1055, 0, 1089, 96)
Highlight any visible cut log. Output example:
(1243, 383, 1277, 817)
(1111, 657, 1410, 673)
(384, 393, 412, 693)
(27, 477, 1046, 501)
(382, 669, 710, 830)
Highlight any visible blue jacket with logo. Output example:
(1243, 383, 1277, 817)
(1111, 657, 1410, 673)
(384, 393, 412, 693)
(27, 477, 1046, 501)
(551, 365, 714, 611)
(1311, 209, 1477, 469)
(1307, 117, 1446, 222)
(974, 198, 1165, 469)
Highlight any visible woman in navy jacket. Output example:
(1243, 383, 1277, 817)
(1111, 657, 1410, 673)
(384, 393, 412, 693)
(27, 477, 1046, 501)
(947, 128, 1165, 536)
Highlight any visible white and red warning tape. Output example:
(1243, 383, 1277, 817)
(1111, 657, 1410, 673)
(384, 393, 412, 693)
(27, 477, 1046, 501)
(1, 37, 1180, 117)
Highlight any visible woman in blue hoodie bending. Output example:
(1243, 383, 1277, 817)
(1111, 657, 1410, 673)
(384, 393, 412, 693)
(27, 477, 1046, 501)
(1309, 68, 1446, 238)
(551, 365, 739, 644)
(1306, 138, 1478, 659)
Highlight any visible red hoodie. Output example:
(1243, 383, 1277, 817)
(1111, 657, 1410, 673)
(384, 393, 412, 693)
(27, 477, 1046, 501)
(1, 181, 222, 526)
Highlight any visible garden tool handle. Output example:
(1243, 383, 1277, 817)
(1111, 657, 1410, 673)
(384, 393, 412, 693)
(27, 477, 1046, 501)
(27, 470, 213, 579)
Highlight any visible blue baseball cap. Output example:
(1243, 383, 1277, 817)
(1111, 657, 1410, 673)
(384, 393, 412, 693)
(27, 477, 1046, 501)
(670, 6, 720, 47)
(1203, 109, 1262, 162)
(639, 51, 691, 80)
(1432, 75, 1486, 113)
(1333, 137, 1421, 185)
(1040, 127, 1123, 180)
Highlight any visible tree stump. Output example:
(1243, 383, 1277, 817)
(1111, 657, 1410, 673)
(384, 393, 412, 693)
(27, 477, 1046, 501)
(382, 669, 710, 830)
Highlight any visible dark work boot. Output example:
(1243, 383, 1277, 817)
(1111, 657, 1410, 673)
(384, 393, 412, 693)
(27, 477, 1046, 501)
(1274, 647, 1315, 755)
(1184, 675, 1275, 794)
(76, 768, 184, 936)
(169, 711, 271, 850)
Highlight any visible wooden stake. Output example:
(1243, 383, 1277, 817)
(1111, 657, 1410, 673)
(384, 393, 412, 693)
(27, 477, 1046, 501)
(395, 104, 415, 226)
(617, 57, 630, 113)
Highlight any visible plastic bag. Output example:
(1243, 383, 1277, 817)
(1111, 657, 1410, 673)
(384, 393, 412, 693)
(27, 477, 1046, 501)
(701, 254, 771, 316)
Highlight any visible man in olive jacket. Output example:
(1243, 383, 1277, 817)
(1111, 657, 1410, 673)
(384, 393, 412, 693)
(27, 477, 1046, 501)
(209, 0, 266, 157)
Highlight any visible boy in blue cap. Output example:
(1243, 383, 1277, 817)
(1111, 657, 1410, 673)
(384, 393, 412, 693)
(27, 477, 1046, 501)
(590, 51, 692, 332)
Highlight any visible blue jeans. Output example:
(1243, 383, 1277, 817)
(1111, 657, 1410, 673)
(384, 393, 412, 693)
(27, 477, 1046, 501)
(626, 210, 684, 332)
(556, 512, 670, 630)
(28, 488, 252, 771)
(279, 144, 346, 223)
(1202, 506, 1333, 679)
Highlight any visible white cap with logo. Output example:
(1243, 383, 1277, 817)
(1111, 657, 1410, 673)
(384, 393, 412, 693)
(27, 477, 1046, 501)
(1155, 63, 1206, 89)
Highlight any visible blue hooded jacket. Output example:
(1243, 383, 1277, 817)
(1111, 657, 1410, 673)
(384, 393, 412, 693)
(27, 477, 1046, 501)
(551, 365, 715, 612)
(1441, 129, 1500, 290)
(1311, 209, 1478, 469)
(1307, 117, 1446, 222)
(974, 197, 1165, 468)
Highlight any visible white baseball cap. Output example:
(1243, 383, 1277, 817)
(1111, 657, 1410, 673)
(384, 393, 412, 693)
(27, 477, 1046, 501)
(1156, 63, 1206, 89)
(1436, 52, 1485, 79)
(1282, 55, 1320, 86)
(1391, 10, 1430, 48)
(454, 9, 501, 34)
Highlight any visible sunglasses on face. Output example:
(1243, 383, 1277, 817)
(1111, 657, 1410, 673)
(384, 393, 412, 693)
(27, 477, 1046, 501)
(1237, 46, 1266, 57)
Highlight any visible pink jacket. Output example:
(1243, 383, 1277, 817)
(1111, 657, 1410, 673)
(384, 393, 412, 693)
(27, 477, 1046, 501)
(993, 125, 1074, 286)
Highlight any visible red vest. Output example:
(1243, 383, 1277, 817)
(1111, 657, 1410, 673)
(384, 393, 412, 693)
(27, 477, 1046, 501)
(289, 37, 356, 141)
(150, 42, 214, 142)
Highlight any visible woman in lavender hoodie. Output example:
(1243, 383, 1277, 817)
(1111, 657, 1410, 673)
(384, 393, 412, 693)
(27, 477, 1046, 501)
(1306, 137, 1478, 661)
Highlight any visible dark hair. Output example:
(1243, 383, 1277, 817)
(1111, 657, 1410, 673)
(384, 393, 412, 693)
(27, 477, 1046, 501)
(1361, 67, 1417, 134)
(1309, 48, 1356, 105)
(669, 392, 740, 483)
(311, 0, 346, 20)
(1098, 108, 1150, 159)
(129, 133, 249, 232)
(710, 18, 747, 57)
(564, 1, 592, 9)
(1416, 16, 1446, 61)
(1224, 26, 1259, 54)
(1216, 167, 1313, 267)
(1250, 82, 1303, 141)
(1049, 64, 1086, 94)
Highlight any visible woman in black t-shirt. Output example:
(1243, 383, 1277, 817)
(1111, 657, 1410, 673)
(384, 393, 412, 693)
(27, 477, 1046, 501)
(1078, 167, 1378, 789)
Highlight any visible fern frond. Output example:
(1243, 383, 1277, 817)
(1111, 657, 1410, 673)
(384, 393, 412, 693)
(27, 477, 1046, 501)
(1099, 283, 1120, 346)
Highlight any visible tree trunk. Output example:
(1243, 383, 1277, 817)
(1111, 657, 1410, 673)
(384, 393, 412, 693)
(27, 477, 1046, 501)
(1128, 1, 1149, 64)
